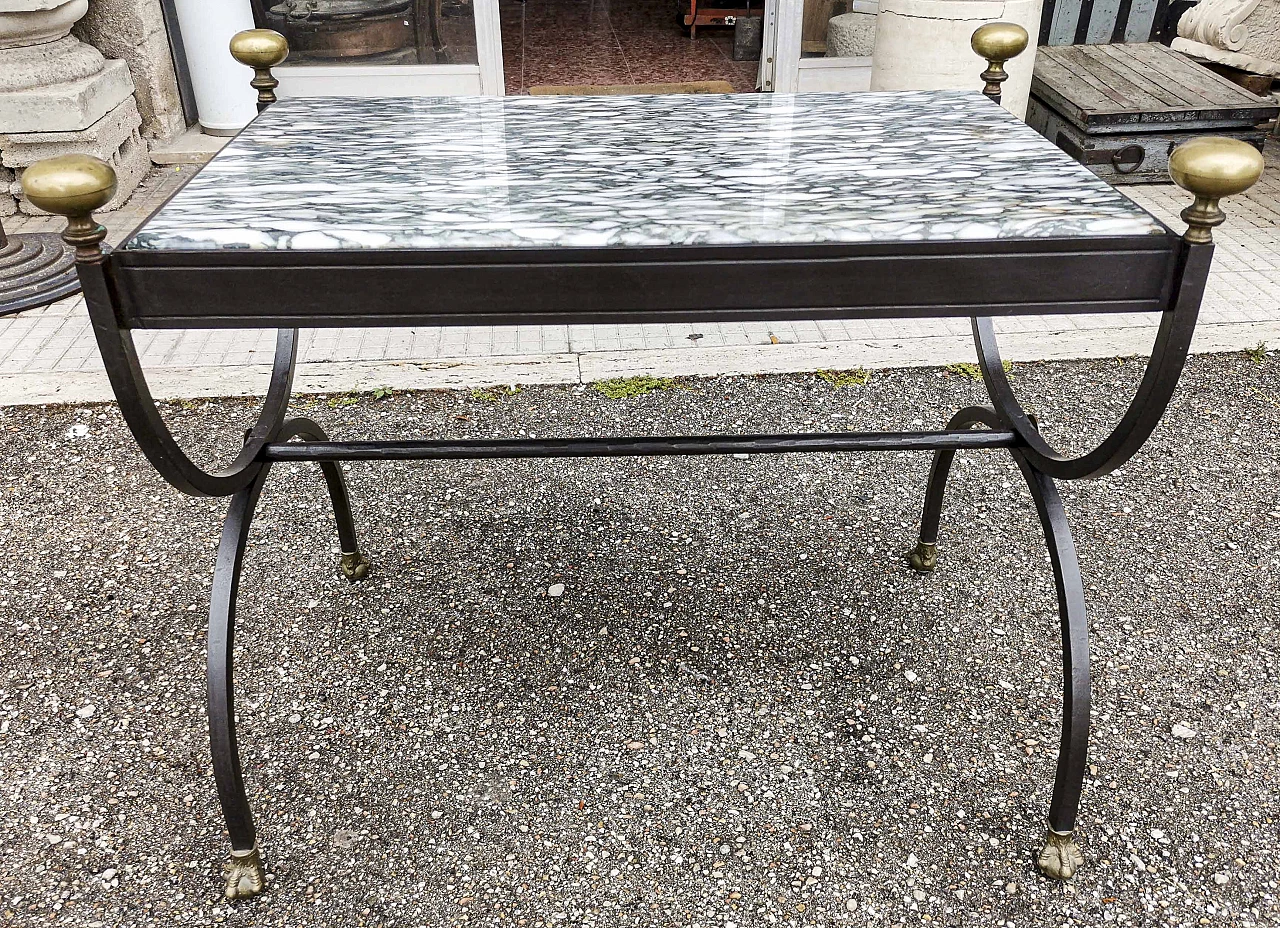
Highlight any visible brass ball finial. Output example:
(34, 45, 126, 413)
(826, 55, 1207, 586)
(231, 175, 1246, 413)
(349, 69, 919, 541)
(21, 155, 116, 256)
(971, 22, 1029, 105)
(22, 155, 116, 217)
(1169, 137, 1264, 244)
(229, 29, 289, 70)
(971, 22, 1029, 62)
(230, 29, 289, 112)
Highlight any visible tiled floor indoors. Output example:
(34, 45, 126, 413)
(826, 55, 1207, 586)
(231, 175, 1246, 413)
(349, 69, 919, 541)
(501, 0, 760, 94)
(2, 140, 1278, 404)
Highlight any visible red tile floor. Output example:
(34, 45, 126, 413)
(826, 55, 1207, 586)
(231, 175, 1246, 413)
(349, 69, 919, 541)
(500, 0, 761, 94)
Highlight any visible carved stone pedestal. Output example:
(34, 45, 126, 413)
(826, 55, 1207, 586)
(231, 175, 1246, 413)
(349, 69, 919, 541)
(0, 0, 150, 214)
(1172, 0, 1280, 77)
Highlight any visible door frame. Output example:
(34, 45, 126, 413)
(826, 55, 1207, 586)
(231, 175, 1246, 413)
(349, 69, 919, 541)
(763, 0, 805, 92)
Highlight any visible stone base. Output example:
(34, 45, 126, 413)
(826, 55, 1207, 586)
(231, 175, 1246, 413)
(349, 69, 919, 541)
(149, 124, 229, 166)
(2, 96, 149, 214)
(0, 39, 135, 134)
(0, 168, 15, 218)
(73, 0, 187, 142)
(0, 230, 80, 317)
(1171, 37, 1280, 78)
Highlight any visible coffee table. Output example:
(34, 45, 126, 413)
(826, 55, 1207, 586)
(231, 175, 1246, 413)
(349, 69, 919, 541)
(20, 25, 1264, 901)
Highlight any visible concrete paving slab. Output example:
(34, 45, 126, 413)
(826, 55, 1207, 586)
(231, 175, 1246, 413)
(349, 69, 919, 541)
(0, 353, 585, 406)
(148, 125, 230, 165)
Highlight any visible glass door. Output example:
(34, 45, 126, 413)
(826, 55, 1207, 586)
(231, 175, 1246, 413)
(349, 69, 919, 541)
(763, 0, 873, 92)
(252, 0, 505, 95)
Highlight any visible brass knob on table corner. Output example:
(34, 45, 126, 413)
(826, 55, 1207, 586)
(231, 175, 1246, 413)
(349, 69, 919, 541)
(22, 154, 116, 218)
(971, 22, 1029, 65)
(231, 29, 289, 112)
(1168, 137, 1265, 244)
(230, 29, 289, 70)
(21, 154, 116, 254)
(971, 22, 1028, 105)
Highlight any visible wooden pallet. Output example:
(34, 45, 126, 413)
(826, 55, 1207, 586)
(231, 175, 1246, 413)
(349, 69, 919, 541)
(1028, 43, 1278, 183)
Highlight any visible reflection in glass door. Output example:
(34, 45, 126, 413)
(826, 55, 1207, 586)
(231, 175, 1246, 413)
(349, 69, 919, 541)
(252, 0, 505, 95)
(251, 0, 476, 65)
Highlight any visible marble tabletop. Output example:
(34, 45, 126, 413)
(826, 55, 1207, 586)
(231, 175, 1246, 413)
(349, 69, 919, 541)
(123, 91, 1167, 254)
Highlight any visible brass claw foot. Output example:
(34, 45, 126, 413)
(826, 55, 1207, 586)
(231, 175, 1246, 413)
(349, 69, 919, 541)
(223, 845, 266, 900)
(1037, 829, 1084, 880)
(340, 551, 370, 582)
(905, 540, 938, 573)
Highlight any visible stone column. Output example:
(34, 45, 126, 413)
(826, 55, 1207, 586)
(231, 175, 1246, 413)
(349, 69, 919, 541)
(870, 0, 1042, 118)
(0, 0, 151, 213)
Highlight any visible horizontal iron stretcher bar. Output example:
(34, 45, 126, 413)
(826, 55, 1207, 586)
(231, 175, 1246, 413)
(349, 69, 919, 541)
(262, 429, 1019, 462)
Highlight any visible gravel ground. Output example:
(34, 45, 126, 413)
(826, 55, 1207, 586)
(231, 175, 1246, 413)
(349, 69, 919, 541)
(1, 352, 1278, 928)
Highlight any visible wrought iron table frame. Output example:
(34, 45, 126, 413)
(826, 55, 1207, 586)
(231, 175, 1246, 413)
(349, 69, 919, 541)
(23, 24, 1264, 901)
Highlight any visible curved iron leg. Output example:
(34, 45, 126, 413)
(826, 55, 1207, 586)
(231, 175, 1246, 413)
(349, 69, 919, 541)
(73, 235, 299, 498)
(906, 406, 1001, 572)
(329, 456, 369, 581)
(1008, 452, 1090, 880)
(208, 418, 368, 901)
(283, 417, 371, 581)
(969, 239, 1212, 480)
(907, 408, 1090, 878)
(208, 474, 270, 900)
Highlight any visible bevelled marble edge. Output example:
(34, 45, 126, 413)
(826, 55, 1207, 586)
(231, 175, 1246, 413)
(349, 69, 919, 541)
(122, 90, 1171, 254)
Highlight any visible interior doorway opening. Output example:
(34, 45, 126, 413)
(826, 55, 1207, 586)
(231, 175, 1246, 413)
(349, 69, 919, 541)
(500, 0, 763, 95)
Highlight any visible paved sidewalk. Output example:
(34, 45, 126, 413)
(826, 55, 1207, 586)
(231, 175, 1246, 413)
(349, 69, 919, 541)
(2, 147, 1278, 405)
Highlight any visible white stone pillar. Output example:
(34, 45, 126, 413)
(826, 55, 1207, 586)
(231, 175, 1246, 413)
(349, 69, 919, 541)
(870, 0, 1042, 118)
(0, 0, 150, 212)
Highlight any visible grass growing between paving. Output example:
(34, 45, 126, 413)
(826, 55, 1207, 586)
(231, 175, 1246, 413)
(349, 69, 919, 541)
(816, 369, 871, 388)
(591, 375, 679, 399)
(945, 360, 1014, 380)
(470, 386, 523, 402)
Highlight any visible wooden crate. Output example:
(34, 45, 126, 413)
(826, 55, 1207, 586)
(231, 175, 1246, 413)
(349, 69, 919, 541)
(1027, 43, 1278, 184)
